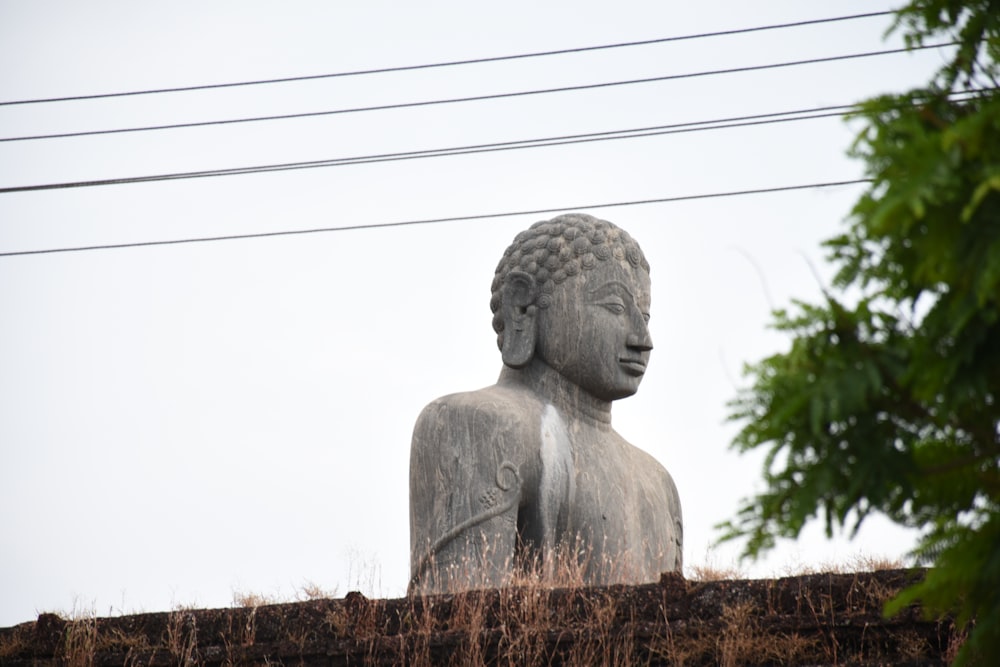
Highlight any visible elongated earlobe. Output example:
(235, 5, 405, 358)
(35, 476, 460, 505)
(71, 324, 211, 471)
(501, 271, 538, 368)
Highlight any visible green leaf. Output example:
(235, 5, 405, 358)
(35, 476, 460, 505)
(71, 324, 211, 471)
(963, 173, 1000, 221)
(722, 3, 1000, 662)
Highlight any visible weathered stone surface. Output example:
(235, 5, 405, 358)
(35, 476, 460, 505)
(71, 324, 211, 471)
(409, 214, 682, 595)
(0, 570, 964, 666)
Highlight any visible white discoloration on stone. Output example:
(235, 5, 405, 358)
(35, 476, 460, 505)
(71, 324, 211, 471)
(539, 404, 574, 555)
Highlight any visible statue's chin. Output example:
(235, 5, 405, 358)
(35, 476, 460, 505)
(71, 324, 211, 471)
(588, 378, 643, 403)
(604, 387, 640, 402)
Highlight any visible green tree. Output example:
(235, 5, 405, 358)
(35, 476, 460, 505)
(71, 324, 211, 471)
(721, 1, 1000, 662)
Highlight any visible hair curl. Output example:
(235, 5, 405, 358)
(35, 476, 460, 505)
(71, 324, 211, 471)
(490, 213, 649, 348)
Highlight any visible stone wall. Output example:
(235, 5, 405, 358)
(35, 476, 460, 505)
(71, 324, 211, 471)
(0, 569, 964, 666)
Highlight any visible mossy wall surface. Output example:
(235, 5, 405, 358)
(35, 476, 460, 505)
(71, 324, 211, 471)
(0, 570, 964, 666)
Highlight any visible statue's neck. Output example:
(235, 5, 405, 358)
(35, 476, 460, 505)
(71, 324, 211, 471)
(498, 362, 613, 429)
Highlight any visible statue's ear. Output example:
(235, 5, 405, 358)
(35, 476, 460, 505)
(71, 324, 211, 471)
(501, 271, 538, 369)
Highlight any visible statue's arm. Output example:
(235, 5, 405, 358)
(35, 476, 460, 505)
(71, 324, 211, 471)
(408, 398, 522, 594)
(665, 468, 683, 571)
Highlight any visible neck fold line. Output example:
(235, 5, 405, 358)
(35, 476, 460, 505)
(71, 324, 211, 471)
(499, 362, 613, 428)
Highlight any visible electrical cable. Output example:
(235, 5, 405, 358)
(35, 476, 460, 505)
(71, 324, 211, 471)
(0, 43, 952, 144)
(3, 89, 985, 194)
(0, 11, 894, 107)
(0, 104, 858, 194)
(0, 179, 871, 258)
(7, 88, 988, 194)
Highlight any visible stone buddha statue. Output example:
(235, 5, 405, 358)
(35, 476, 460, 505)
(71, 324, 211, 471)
(409, 213, 682, 594)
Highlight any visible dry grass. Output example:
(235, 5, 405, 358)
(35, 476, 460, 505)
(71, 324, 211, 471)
(1, 554, 951, 667)
(686, 562, 746, 582)
(5, 605, 154, 667)
(775, 552, 906, 577)
(62, 613, 98, 667)
(231, 590, 280, 609)
(686, 552, 903, 583)
(390, 547, 649, 666)
(164, 610, 198, 666)
(650, 598, 818, 667)
(295, 580, 339, 601)
(943, 621, 970, 664)
(717, 600, 816, 666)
(684, 547, 747, 582)
(0, 625, 30, 659)
(846, 553, 905, 573)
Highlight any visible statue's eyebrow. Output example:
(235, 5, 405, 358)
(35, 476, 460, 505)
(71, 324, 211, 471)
(587, 281, 635, 299)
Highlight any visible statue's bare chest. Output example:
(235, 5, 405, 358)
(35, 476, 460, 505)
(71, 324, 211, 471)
(522, 406, 677, 580)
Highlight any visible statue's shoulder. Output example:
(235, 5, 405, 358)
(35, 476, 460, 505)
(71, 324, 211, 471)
(412, 384, 547, 455)
(411, 384, 545, 467)
(626, 441, 679, 494)
(416, 383, 545, 424)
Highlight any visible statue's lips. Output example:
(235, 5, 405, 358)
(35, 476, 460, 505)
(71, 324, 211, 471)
(619, 358, 647, 376)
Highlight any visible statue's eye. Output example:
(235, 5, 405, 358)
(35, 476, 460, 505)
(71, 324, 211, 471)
(601, 302, 626, 315)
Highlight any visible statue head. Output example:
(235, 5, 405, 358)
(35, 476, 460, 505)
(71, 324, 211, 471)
(490, 213, 653, 401)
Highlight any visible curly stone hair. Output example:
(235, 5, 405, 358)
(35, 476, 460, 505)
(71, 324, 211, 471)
(490, 213, 649, 348)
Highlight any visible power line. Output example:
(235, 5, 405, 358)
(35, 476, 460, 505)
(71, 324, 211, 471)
(0, 44, 950, 144)
(0, 179, 871, 258)
(6, 89, 986, 194)
(0, 11, 894, 107)
(0, 104, 858, 194)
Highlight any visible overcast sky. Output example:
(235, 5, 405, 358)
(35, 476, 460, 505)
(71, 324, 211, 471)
(0, 1, 949, 626)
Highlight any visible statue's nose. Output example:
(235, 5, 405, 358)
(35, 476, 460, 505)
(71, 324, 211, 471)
(627, 316, 653, 351)
(626, 334, 653, 351)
